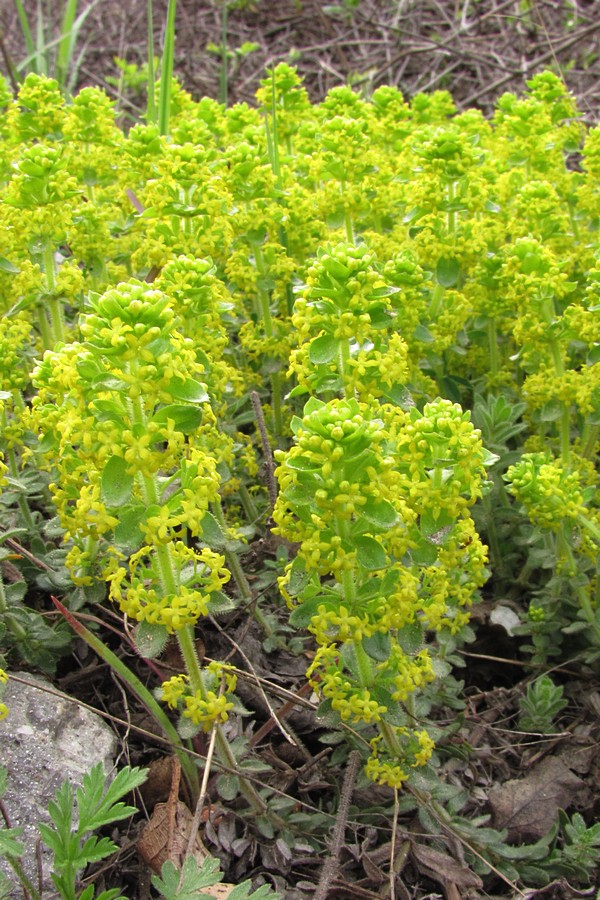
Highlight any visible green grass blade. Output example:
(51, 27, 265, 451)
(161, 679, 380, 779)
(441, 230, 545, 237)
(36, 0, 48, 77)
(56, 0, 79, 92)
(58, 0, 100, 94)
(157, 0, 177, 135)
(219, 1, 228, 106)
(66, 39, 89, 96)
(13, 0, 36, 69)
(146, 0, 156, 124)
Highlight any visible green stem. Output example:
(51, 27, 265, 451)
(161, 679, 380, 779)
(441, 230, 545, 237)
(487, 317, 499, 379)
(379, 718, 402, 757)
(43, 243, 66, 346)
(541, 297, 570, 465)
(2, 854, 40, 900)
(446, 179, 456, 234)
(338, 339, 352, 399)
(254, 243, 283, 437)
(177, 624, 204, 692)
(238, 483, 259, 523)
(429, 282, 445, 320)
(482, 493, 503, 581)
(341, 181, 354, 242)
(36, 303, 53, 351)
(178, 622, 268, 814)
(581, 424, 598, 460)
(6, 444, 38, 537)
(567, 203, 580, 241)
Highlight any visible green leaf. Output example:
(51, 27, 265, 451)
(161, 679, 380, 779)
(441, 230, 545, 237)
(152, 857, 222, 899)
(216, 774, 240, 801)
(284, 484, 315, 506)
(436, 257, 460, 288)
(92, 399, 126, 425)
(395, 622, 424, 653)
(539, 400, 563, 422)
(77, 763, 147, 833)
(134, 621, 168, 659)
(72, 834, 118, 868)
(303, 397, 325, 415)
(0, 257, 20, 274)
(256, 815, 275, 839)
(101, 456, 134, 508)
(207, 591, 237, 616)
(361, 497, 398, 529)
(289, 595, 329, 628)
(309, 333, 339, 365)
(322, 257, 350, 279)
(354, 534, 387, 570)
(151, 404, 203, 433)
(177, 714, 201, 740)
(362, 631, 391, 661)
(0, 827, 24, 857)
(113, 505, 146, 552)
(286, 557, 311, 596)
(168, 377, 209, 404)
(199, 511, 228, 548)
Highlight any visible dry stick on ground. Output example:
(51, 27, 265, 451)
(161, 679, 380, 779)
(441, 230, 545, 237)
(313, 749, 362, 900)
(462, 18, 600, 106)
(181, 709, 219, 877)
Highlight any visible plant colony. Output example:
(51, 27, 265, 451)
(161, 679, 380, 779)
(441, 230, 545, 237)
(0, 64, 599, 891)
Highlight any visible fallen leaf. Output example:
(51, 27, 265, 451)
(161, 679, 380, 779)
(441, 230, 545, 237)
(138, 754, 209, 873)
(488, 755, 590, 842)
(199, 885, 236, 897)
(138, 798, 210, 872)
(140, 756, 179, 808)
(411, 844, 483, 890)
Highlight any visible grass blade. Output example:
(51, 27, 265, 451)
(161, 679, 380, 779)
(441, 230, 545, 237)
(62, 0, 100, 94)
(13, 0, 36, 70)
(36, 0, 48, 77)
(157, 0, 177, 135)
(146, 0, 156, 124)
(56, 0, 78, 90)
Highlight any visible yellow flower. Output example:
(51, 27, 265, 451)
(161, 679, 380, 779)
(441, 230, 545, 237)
(160, 674, 189, 709)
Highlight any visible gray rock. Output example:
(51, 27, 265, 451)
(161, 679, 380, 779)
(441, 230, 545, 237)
(0, 673, 117, 898)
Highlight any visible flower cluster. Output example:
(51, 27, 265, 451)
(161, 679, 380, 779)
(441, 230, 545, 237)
(274, 389, 489, 785)
(505, 453, 586, 530)
(106, 542, 229, 632)
(160, 662, 238, 732)
(289, 242, 408, 402)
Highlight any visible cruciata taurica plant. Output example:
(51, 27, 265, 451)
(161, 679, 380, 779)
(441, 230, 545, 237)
(274, 242, 491, 787)
(28, 278, 246, 744)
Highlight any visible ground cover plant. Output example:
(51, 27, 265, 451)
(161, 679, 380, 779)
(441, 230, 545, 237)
(0, 45, 599, 899)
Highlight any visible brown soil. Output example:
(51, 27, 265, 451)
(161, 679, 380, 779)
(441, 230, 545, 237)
(2, 0, 600, 116)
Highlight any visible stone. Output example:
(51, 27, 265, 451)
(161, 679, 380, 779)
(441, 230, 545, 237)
(0, 673, 117, 897)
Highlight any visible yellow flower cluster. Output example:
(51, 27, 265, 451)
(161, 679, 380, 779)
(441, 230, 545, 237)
(275, 390, 489, 787)
(506, 452, 586, 531)
(160, 662, 238, 732)
(107, 542, 230, 633)
(365, 729, 435, 788)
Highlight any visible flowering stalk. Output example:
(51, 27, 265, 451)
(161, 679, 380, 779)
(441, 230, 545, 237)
(28, 279, 265, 808)
(277, 242, 491, 784)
